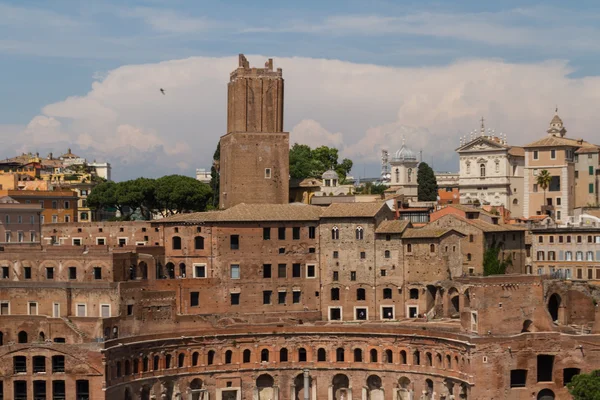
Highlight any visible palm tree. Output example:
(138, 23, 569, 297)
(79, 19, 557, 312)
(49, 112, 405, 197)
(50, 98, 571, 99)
(536, 169, 552, 215)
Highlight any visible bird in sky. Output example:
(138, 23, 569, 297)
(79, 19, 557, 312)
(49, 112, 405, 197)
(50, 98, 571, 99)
(160, 88, 165, 95)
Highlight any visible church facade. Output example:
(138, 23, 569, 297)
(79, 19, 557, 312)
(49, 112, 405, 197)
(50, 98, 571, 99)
(456, 122, 525, 217)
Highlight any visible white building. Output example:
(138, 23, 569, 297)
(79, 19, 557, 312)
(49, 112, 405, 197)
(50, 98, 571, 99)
(456, 120, 524, 217)
(196, 168, 211, 184)
(388, 143, 419, 201)
(88, 162, 112, 181)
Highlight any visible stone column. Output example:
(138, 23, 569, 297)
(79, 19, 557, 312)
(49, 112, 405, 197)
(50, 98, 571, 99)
(303, 369, 310, 400)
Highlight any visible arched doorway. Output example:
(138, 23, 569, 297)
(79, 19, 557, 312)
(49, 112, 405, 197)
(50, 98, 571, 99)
(397, 377, 411, 400)
(424, 379, 434, 400)
(448, 287, 460, 317)
(140, 385, 151, 400)
(332, 374, 350, 400)
(166, 262, 175, 279)
(190, 378, 206, 400)
(548, 294, 561, 322)
(256, 374, 275, 400)
(366, 375, 383, 400)
(124, 388, 132, 400)
(537, 389, 555, 400)
(294, 373, 312, 400)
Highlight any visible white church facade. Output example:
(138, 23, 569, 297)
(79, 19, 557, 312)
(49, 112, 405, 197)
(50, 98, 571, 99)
(456, 122, 525, 217)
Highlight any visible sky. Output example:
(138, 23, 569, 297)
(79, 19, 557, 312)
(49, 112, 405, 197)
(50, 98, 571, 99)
(2, 1, 600, 181)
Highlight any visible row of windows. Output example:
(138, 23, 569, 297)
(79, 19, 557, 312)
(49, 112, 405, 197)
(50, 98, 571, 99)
(0, 301, 109, 317)
(332, 269, 391, 281)
(172, 236, 204, 250)
(536, 250, 599, 261)
(263, 226, 317, 241)
(0, 380, 89, 400)
(331, 226, 364, 240)
(538, 234, 600, 244)
(261, 263, 316, 279)
(536, 266, 600, 280)
(12, 355, 65, 374)
(111, 346, 467, 379)
(0, 265, 103, 280)
(3, 231, 36, 243)
(3, 215, 36, 225)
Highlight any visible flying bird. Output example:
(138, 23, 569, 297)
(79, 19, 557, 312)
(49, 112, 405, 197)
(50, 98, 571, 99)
(160, 88, 165, 95)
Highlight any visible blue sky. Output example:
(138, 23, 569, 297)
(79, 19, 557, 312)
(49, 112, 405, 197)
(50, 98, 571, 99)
(2, 1, 600, 179)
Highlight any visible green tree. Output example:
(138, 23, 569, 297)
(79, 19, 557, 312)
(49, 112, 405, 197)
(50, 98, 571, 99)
(483, 242, 512, 276)
(417, 162, 438, 201)
(536, 169, 552, 215)
(154, 175, 212, 216)
(86, 181, 119, 214)
(289, 143, 353, 182)
(568, 370, 600, 399)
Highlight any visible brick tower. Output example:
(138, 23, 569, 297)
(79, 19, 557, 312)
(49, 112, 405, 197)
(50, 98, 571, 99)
(219, 54, 289, 209)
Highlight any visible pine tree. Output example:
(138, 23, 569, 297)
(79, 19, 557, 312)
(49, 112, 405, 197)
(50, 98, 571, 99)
(417, 162, 438, 201)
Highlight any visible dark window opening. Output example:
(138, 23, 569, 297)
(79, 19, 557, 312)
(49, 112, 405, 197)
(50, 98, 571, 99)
(190, 292, 199, 307)
(293, 291, 301, 303)
(69, 267, 77, 280)
(52, 355, 65, 372)
(225, 350, 232, 364)
(263, 291, 272, 305)
(293, 227, 300, 240)
(14, 355, 27, 373)
(243, 349, 251, 363)
(230, 235, 239, 250)
(563, 368, 580, 386)
(330, 307, 341, 320)
(331, 287, 340, 300)
(510, 369, 527, 388)
(278, 291, 286, 304)
(383, 288, 392, 299)
(192, 353, 199, 366)
(76, 380, 89, 400)
(194, 236, 204, 250)
(278, 264, 286, 278)
(263, 227, 271, 240)
(230, 293, 240, 305)
(261, 349, 269, 362)
(172, 236, 182, 250)
(207, 350, 215, 365)
(318, 348, 326, 361)
(308, 226, 316, 239)
(263, 264, 272, 278)
(537, 355, 554, 382)
(298, 348, 307, 362)
(292, 263, 301, 278)
(410, 288, 419, 299)
(278, 227, 286, 240)
(370, 349, 378, 362)
(354, 348, 363, 362)
(336, 348, 345, 362)
(357, 288, 366, 301)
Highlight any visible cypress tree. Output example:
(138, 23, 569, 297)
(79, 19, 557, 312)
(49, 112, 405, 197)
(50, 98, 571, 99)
(417, 162, 438, 201)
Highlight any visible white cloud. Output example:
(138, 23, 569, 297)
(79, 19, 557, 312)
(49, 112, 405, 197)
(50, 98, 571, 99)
(121, 7, 219, 34)
(4, 55, 600, 180)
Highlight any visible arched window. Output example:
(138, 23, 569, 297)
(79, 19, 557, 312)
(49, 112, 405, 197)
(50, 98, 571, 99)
(225, 350, 232, 364)
(179, 263, 186, 277)
(513, 198, 518, 205)
(317, 348, 327, 362)
(133, 358, 139, 374)
(370, 349, 378, 363)
(124, 360, 131, 375)
(354, 348, 362, 362)
(172, 236, 182, 250)
(298, 348, 307, 362)
(207, 350, 215, 365)
(395, 168, 400, 182)
(143, 356, 149, 371)
(194, 236, 204, 250)
(400, 350, 407, 364)
(178, 353, 185, 368)
(279, 348, 288, 362)
(243, 349, 251, 363)
(430, 244, 435, 253)
(192, 352, 199, 366)
(153, 355, 160, 370)
(495, 161, 500, 173)
(165, 354, 172, 369)
(467, 253, 472, 261)
(446, 354, 452, 369)
(385, 349, 393, 363)
(413, 351, 420, 365)
(116, 361, 122, 377)
(355, 226, 364, 240)
(356, 288, 366, 301)
(480, 164, 486, 177)
(407, 243, 412, 253)
(426, 352, 433, 366)
(383, 288, 392, 299)
(407, 168, 412, 183)
(384, 250, 390, 259)
(260, 349, 269, 362)
(18, 331, 27, 343)
(332, 226, 339, 240)
(466, 161, 471, 174)
(436, 353, 442, 367)
(336, 347, 345, 362)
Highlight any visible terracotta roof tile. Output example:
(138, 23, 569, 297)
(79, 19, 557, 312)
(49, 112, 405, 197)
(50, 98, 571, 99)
(508, 146, 525, 157)
(525, 136, 594, 148)
(375, 220, 410, 234)
(158, 203, 322, 223)
(321, 202, 390, 218)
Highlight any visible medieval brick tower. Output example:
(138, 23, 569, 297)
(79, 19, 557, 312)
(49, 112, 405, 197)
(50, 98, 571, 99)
(219, 54, 289, 209)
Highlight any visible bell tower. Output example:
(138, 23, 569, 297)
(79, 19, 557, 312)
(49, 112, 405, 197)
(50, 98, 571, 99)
(219, 54, 289, 209)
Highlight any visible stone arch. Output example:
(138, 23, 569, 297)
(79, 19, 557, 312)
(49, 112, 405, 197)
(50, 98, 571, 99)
(332, 374, 350, 400)
(18, 330, 27, 343)
(548, 293, 561, 322)
(140, 385, 151, 400)
(398, 377, 411, 400)
(165, 262, 175, 279)
(522, 319, 534, 333)
(459, 383, 469, 399)
(294, 373, 312, 400)
(138, 261, 148, 279)
(190, 379, 204, 400)
(448, 287, 460, 317)
(370, 348, 378, 363)
(124, 388, 132, 400)
(256, 374, 275, 400)
(425, 379, 434, 399)
(537, 389, 555, 400)
(367, 375, 383, 399)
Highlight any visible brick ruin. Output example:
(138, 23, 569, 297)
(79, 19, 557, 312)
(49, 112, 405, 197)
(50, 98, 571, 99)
(0, 56, 599, 400)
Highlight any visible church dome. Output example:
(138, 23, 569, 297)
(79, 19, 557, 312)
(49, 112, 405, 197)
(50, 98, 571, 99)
(322, 169, 339, 180)
(393, 145, 417, 162)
